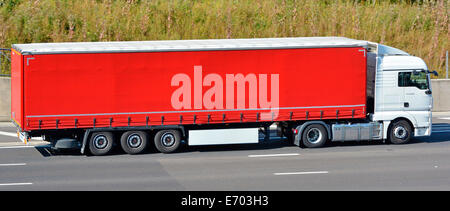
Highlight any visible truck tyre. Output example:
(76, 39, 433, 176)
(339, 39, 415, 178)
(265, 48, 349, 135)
(154, 130, 181, 153)
(302, 124, 327, 148)
(89, 132, 114, 156)
(120, 131, 148, 155)
(388, 120, 412, 144)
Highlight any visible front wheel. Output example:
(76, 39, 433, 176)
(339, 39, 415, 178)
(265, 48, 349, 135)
(388, 120, 412, 144)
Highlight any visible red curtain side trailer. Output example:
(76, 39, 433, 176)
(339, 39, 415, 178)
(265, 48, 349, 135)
(11, 37, 370, 155)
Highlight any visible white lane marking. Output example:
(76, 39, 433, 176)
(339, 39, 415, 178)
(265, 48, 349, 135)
(0, 131, 43, 140)
(274, 171, 329, 176)
(0, 131, 17, 137)
(0, 146, 36, 149)
(248, 153, 300, 158)
(0, 163, 26, 167)
(0, 183, 33, 186)
(438, 117, 450, 120)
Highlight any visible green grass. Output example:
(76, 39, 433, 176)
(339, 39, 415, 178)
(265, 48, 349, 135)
(0, 0, 448, 77)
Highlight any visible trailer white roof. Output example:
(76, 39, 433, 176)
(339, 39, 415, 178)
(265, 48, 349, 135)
(13, 37, 370, 55)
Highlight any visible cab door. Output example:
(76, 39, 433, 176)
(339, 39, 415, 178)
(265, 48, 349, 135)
(398, 70, 432, 112)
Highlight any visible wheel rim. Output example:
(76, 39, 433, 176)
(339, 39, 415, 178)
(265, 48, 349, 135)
(394, 125, 407, 139)
(306, 128, 322, 144)
(93, 135, 108, 149)
(161, 133, 175, 147)
(127, 134, 142, 148)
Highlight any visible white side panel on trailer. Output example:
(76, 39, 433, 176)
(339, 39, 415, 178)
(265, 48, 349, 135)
(188, 128, 259, 146)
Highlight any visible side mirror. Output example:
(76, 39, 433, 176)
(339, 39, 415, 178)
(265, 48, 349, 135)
(427, 70, 438, 76)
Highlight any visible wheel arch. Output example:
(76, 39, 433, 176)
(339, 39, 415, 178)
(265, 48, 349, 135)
(386, 117, 414, 138)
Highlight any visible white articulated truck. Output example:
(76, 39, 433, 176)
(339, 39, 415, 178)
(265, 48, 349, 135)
(11, 37, 437, 155)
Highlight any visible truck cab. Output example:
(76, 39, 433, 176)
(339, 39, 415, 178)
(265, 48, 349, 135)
(371, 44, 434, 143)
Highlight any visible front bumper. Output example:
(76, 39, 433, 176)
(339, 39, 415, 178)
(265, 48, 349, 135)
(414, 126, 431, 137)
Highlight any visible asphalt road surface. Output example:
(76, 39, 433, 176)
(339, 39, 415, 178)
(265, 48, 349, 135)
(0, 117, 450, 191)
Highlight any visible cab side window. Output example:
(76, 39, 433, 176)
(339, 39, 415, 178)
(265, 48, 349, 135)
(398, 71, 428, 90)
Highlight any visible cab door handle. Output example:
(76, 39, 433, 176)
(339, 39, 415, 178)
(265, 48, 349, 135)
(425, 90, 432, 95)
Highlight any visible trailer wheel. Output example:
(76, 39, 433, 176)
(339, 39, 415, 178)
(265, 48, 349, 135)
(154, 130, 181, 153)
(302, 124, 327, 148)
(388, 120, 412, 144)
(120, 131, 148, 155)
(89, 132, 114, 156)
